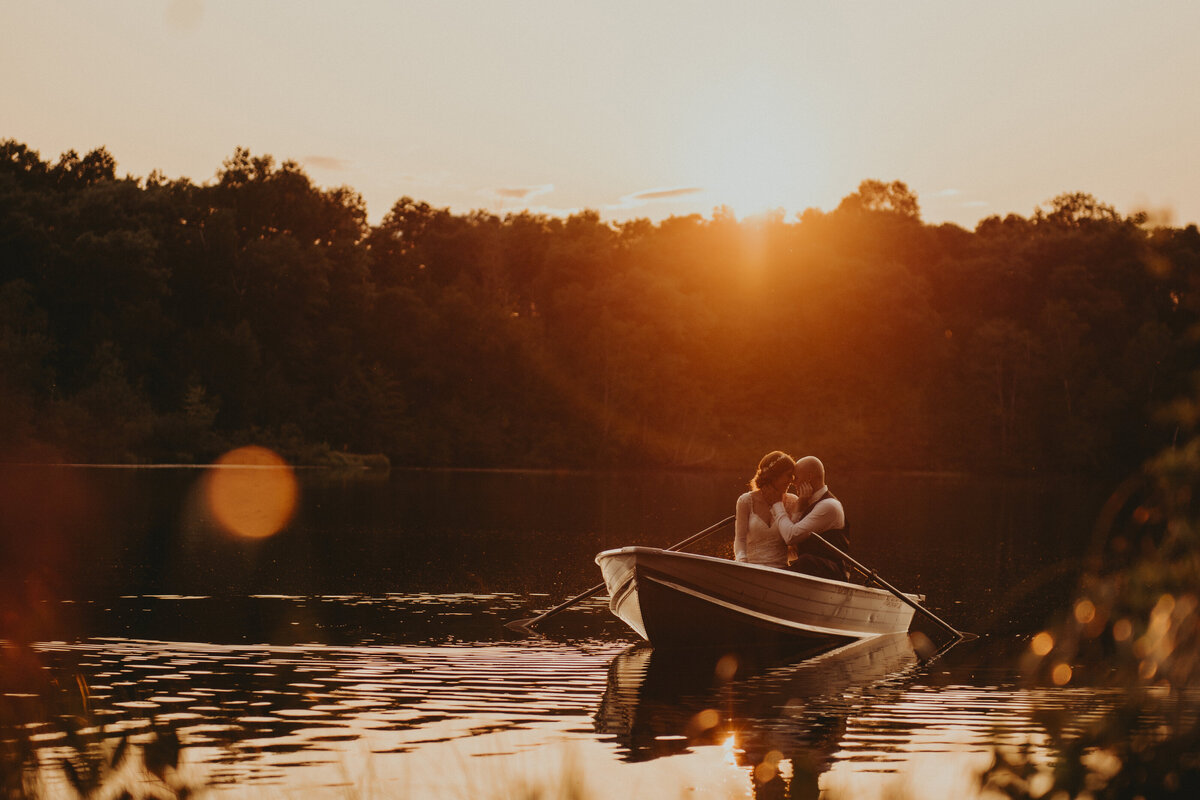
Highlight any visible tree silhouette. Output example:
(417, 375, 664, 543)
(0, 139, 1194, 472)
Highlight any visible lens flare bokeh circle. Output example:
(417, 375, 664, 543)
(205, 446, 297, 539)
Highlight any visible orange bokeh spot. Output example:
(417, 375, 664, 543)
(205, 446, 297, 539)
(688, 708, 720, 736)
(1051, 663, 1073, 686)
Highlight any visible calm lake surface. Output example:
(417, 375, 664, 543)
(1, 466, 1121, 798)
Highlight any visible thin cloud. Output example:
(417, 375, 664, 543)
(930, 188, 961, 198)
(492, 184, 554, 200)
(631, 186, 704, 201)
(608, 185, 705, 212)
(303, 155, 352, 171)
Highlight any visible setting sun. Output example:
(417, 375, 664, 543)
(680, 69, 830, 217)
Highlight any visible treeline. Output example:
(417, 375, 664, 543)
(1, 139, 1196, 472)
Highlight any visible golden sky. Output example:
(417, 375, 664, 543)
(7, 1, 1199, 227)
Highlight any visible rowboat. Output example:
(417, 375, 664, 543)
(594, 546, 920, 649)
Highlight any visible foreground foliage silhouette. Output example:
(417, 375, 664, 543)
(1, 641, 197, 798)
(979, 376, 1200, 798)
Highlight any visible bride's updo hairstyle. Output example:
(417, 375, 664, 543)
(750, 450, 795, 491)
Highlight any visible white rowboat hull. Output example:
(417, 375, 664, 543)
(595, 547, 919, 648)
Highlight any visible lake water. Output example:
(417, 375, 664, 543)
(1, 465, 1121, 798)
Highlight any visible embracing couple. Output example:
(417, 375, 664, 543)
(733, 451, 851, 581)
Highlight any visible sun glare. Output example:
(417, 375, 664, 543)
(721, 732, 739, 766)
(681, 70, 828, 218)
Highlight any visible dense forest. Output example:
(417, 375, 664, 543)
(1, 139, 1197, 474)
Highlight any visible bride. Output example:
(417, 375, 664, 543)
(733, 450, 799, 568)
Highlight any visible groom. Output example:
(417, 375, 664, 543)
(764, 456, 851, 581)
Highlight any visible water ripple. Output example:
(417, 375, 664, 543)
(18, 598, 1162, 799)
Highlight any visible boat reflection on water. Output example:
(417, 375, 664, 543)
(595, 632, 940, 797)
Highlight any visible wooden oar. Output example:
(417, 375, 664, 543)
(811, 532, 963, 641)
(504, 514, 736, 633)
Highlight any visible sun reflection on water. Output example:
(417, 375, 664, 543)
(721, 731, 738, 765)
